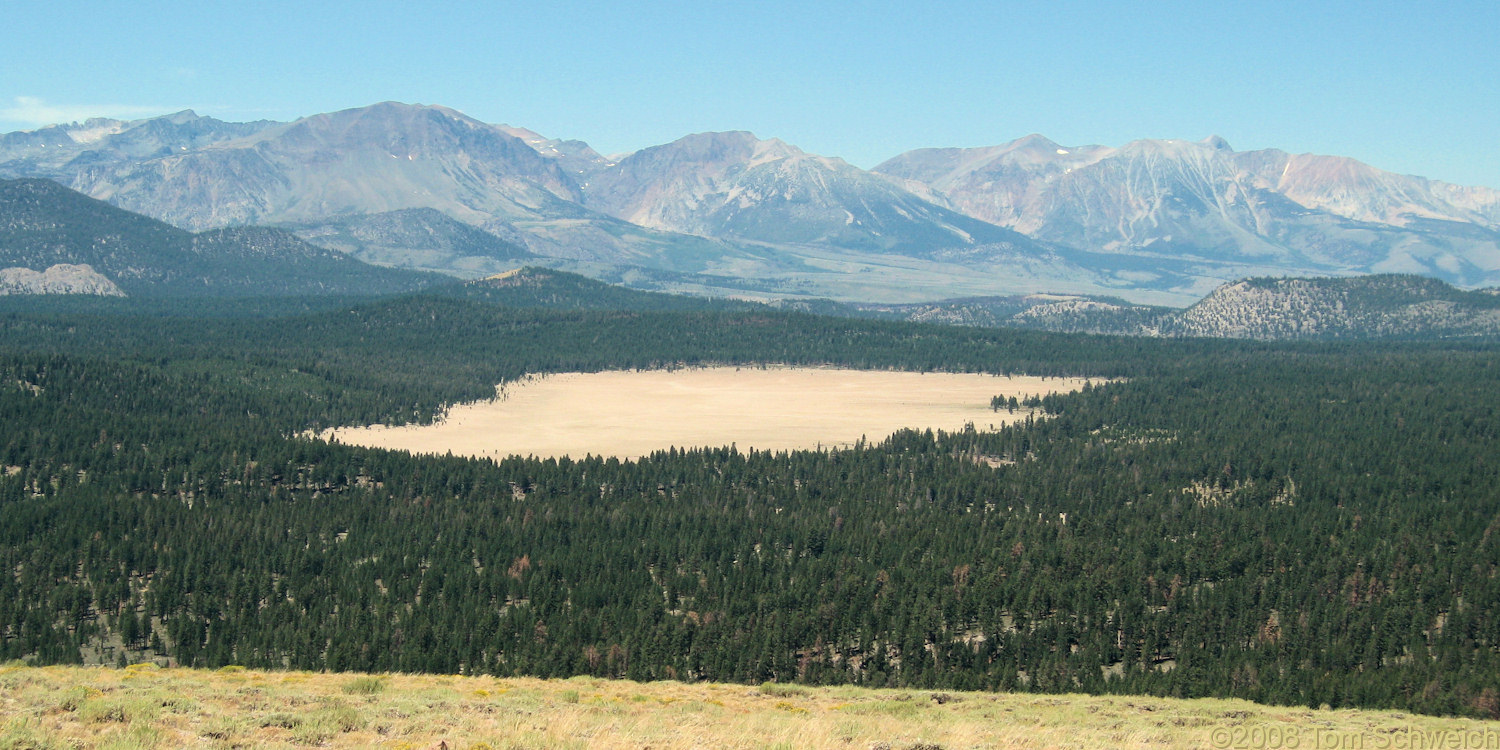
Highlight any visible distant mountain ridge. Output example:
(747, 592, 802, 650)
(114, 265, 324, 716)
(835, 274, 1500, 340)
(582, 131, 1042, 257)
(0, 177, 444, 297)
(0, 104, 843, 296)
(286, 208, 534, 278)
(0, 109, 276, 180)
(444, 265, 1500, 342)
(876, 135, 1500, 288)
(4, 103, 1498, 304)
(6, 177, 1486, 341)
(68, 102, 583, 232)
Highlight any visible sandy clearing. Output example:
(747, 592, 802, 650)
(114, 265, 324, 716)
(321, 366, 1092, 460)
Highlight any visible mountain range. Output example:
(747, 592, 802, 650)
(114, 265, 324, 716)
(4, 173, 1496, 340)
(876, 135, 1500, 288)
(0, 177, 442, 297)
(3, 102, 1498, 304)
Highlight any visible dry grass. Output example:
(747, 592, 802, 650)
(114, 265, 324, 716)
(321, 367, 1089, 460)
(2, 664, 1497, 749)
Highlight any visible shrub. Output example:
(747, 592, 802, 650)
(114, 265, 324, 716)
(56, 687, 91, 712)
(342, 676, 386, 696)
(758, 682, 808, 698)
(314, 701, 365, 733)
(79, 698, 158, 724)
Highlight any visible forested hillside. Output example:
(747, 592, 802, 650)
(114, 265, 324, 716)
(1, 292, 1497, 719)
(0, 178, 445, 297)
(811, 274, 1500, 341)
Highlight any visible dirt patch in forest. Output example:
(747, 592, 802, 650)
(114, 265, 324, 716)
(320, 366, 1092, 460)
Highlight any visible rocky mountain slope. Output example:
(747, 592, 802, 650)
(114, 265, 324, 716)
(0, 107, 1182, 302)
(583, 131, 1040, 257)
(876, 136, 1500, 288)
(0, 263, 123, 296)
(0, 104, 820, 289)
(5, 104, 1500, 304)
(497, 123, 614, 181)
(1164, 274, 1500, 339)
(0, 178, 443, 297)
(66, 102, 582, 232)
(0, 109, 275, 180)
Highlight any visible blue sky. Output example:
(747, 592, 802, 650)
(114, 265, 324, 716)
(4, 0, 1497, 186)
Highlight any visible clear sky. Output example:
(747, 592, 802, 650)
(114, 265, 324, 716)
(4, 0, 1497, 187)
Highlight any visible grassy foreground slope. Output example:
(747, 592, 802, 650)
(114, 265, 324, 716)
(4, 664, 1498, 750)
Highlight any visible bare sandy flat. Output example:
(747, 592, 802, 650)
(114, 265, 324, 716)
(321, 366, 1091, 460)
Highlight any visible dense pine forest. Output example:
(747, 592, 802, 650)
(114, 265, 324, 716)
(1, 288, 1497, 719)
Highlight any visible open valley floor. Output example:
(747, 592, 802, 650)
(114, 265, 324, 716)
(322, 367, 1089, 460)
